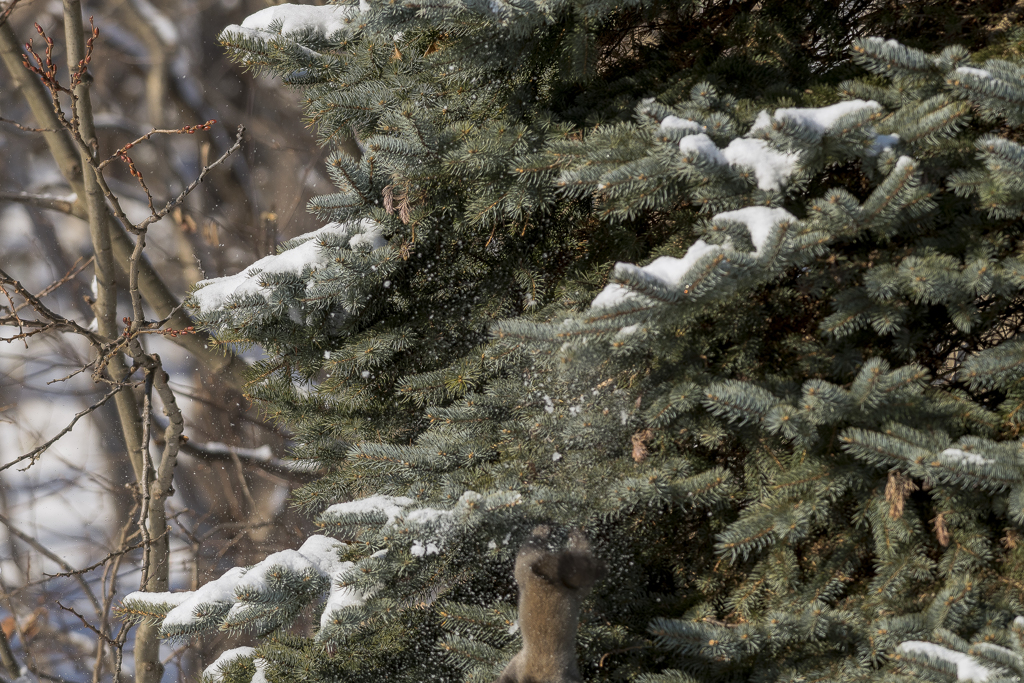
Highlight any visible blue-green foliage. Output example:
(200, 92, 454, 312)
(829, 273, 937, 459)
(163, 1, 1024, 682)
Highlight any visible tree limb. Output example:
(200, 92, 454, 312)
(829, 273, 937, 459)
(0, 190, 75, 213)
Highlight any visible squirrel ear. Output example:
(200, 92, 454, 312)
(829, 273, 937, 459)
(567, 529, 590, 552)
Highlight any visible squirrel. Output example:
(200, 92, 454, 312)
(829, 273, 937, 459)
(494, 526, 607, 683)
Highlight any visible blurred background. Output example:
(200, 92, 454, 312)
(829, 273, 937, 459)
(0, 0, 335, 678)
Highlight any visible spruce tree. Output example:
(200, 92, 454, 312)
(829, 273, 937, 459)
(117, 2, 1024, 682)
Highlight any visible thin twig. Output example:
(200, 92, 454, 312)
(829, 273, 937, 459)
(0, 322, 57, 344)
(0, 266, 107, 346)
(0, 114, 58, 132)
(0, 278, 25, 347)
(35, 255, 92, 299)
(98, 510, 138, 683)
(153, 301, 185, 328)
(0, 0, 22, 31)
(136, 125, 246, 232)
(228, 448, 259, 516)
(59, 101, 243, 236)
(1, 383, 130, 472)
(33, 668, 81, 683)
(161, 643, 190, 665)
(55, 600, 117, 646)
(8, 255, 92, 316)
(44, 536, 149, 580)
(0, 512, 101, 615)
(45, 356, 99, 385)
(96, 121, 215, 170)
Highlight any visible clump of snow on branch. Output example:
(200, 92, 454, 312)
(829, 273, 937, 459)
(319, 568, 364, 632)
(600, 100, 905, 310)
(713, 207, 795, 255)
(223, 536, 350, 626)
(659, 116, 702, 134)
(591, 208, 796, 309)
(123, 535, 350, 636)
(321, 494, 415, 524)
(250, 658, 269, 683)
(122, 590, 192, 609)
(752, 100, 880, 136)
(677, 134, 799, 192)
(319, 491, 484, 557)
(898, 641, 996, 682)
(940, 448, 994, 467)
(189, 218, 384, 315)
(592, 243, 721, 310)
(202, 647, 256, 683)
(123, 494, 492, 643)
(669, 99, 895, 192)
(220, 2, 368, 42)
(753, 99, 901, 156)
(954, 66, 994, 81)
(125, 566, 247, 633)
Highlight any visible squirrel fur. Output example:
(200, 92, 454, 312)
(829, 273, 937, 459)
(494, 526, 606, 683)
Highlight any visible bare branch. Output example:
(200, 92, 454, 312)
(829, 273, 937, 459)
(0, 266, 107, 345)
(152, 364, 184, 511)
(0, 115, 58, 133)
(42, 541, 146, 585)
(55, 600, 117, 646)
(228, 448, 259, 517)
(136, 371, 155, 591)
(166, 433, 312, 480)
(96, 121, 215, 170)
(0, 189, 77, 213)
(3, 256, 92, 319)
(0, 511, 102, 615)
(45, 356, 99, 385)
(0, 0, 23, 30)
(1, 383, 130, 473)
(25, 256, 92, 309)
(135, 124, 246, 232)
(0, 275, 25, 348)
(0, 627, 19, 679)
(96, 509, 139, 683)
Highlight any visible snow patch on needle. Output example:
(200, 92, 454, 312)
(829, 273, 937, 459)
(760, 99, 881, 135)
(322, 494, 415, 525)
(675, 132, 799, 192)
(125, 535, 354, 638)
(712, 207, 796, 255)
(221, 2, 368, 41)
(320, 491, 484, 558)
(202, 647, 256, 682)
(671, 99, 894, 191)
(659, 116, 702, 134)
(591, 207, 794, 309)
(591, 242, 722, 309)
(940, 448, 994, 467)
(898, 641, 995, 682)
(188, 219, 384, 315)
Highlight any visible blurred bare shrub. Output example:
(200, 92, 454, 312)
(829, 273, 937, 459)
(0, 0, 336, 679)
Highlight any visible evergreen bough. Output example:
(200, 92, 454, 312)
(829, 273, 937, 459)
(116, 2, 1024, 682)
